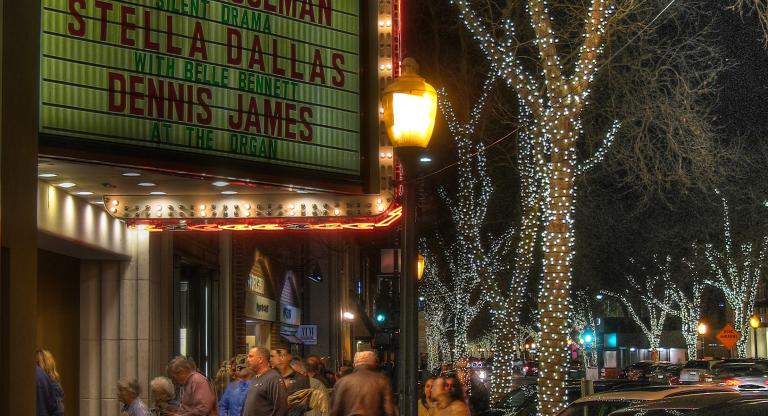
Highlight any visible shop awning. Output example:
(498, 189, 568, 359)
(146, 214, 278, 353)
(280, 334, 304, 344)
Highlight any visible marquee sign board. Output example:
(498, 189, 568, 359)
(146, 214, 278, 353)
(41, 0, 362, 176)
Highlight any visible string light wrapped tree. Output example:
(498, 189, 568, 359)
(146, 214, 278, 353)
(572, 291, 600, 367)
(603, 258, 674, 357)
(419, 244, 454, 369)
(653, 254, 706, 360)
(423, 74, 515, 361)
(449, 1, 618, 411)
(703, 193, 768, 357)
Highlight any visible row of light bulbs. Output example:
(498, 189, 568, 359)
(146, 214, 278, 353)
(107, 198, 388, 218)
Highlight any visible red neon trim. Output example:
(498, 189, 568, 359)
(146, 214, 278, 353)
(341, 223, 376, 230)
(310, 223, 344, 230)
(220, 224, 254, 231)
(375, 206, 402, 227)
(187, 224, 223, 232)
(250, 224, 285, 231)
(127, 205, 403, 232)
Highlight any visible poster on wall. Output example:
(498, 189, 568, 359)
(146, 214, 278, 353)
(41, 0, 362, 176)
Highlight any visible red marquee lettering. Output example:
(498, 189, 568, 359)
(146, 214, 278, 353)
(120, 6, 137, 47)
(67, 0, 86, 37)
(331, 53, 345, 87)
(189, 22, 208, 60)
(94, 0, 113, 41)
(227, 28, 243, 65)
(107, 72, 127, 113)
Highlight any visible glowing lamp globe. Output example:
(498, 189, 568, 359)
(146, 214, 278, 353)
(697, 322, 707, 335)
(750, 315, 760, 329)
(381, 58, 437, 150)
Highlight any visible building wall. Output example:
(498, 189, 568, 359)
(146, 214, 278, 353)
(79, 231, 174, 416)
(35, 181, 177, 415)
(0, 1, 41, 414)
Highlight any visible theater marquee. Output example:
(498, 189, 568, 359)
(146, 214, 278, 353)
(41, 0, 362, 175)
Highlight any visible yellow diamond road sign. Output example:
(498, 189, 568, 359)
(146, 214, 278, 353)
(716, 323, 741, 350)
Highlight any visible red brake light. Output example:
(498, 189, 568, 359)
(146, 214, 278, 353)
(724, 377, 740, 386)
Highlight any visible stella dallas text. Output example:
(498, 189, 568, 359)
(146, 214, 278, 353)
(64, 0, 352, 156)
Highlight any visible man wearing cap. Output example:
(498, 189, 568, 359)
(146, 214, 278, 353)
(243, 347, 288, 416)
(330, 351, 395, 416)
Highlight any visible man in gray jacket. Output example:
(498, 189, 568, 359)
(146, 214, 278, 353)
(243, 347, 288, 416)
(331, 351, 395, 416)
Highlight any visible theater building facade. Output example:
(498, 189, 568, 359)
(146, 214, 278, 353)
(0, 0, 406, 414)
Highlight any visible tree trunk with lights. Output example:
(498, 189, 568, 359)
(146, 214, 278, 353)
(539, 115, 576, 415)
(451, 0, 613, 411)
(490, 146, 543, 402)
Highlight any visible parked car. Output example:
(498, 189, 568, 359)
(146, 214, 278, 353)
(628, 361, 670, 381)
(621, 361, 657, 380)
(650, 364, 683, 385)
(707, 362, 768, 391)
(689, 397, 768, 416)
(555, 385, 735, 416)
(521, 360, 539, 377)
(679, 359, 722, 384)
(606, 391, 741, 416)
(566, 361, 586, 380)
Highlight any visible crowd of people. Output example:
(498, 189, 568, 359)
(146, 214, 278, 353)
(36, 347, 485, 416)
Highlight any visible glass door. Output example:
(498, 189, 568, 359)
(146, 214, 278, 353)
(174, 258, 216, 377)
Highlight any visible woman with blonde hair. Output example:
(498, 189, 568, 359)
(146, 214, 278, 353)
(36, 349, 64, 416)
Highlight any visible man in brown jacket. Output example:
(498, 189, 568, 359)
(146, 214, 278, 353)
(330, 351, 395, 416)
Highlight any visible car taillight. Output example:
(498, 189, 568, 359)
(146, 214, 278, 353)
(669, 376, 680, 385)
(724, 377, 740, 386)
(523, 367, 529, 373)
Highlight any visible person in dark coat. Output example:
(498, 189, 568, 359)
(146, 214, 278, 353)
(36, 366, 63, 416)
(36, 349, 64, 416)
(242, 347, 289, 416)
(330, 351, 395, 416)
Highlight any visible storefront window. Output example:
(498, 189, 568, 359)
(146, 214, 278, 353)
(246, 321, 272, 351)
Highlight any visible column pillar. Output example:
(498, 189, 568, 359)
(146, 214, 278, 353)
(100, 262, 120, 416)
(80, 262, 102, 416)
(0, 1, 40, 415)
(149, 231, 174, 379)
(219, 233, 233, 361)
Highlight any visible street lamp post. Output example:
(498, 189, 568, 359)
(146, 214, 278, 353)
(381, 58, 437, 416)
(750, 315, 760, 358)
(697, 321, 707, 359)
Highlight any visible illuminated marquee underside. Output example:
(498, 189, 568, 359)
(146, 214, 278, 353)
(105, 193, 401, 232)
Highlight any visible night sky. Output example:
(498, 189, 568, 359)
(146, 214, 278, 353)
(404, 1, 768, 291)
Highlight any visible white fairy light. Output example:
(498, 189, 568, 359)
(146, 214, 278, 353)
(703, 192, 767, 357)
(602, 257, 674, 352)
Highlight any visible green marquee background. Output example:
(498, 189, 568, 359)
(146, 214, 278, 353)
(41, 0, 361, 175)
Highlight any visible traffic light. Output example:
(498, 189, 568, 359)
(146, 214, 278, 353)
(581, 327, 595, 348)
(376, 312, 387, 323)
